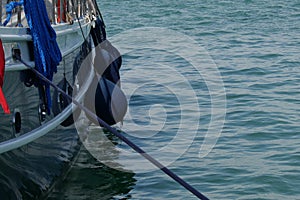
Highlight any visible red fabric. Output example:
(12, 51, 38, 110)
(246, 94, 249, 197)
(57, 0, 66, 23)
(0, 39, 10, 114)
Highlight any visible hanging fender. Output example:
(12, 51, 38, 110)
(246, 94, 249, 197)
(90, 17, 107, 45)
(84, 76, 127, 126)
(93, 40, 122, 85)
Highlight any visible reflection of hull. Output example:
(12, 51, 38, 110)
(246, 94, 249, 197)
(48, 145, 136, 199)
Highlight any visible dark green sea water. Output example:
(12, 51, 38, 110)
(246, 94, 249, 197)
(50, 0, 300, 199)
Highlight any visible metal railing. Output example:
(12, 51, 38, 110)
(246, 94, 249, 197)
(1, 0, 95, 26)
(0, 1, 2, 24)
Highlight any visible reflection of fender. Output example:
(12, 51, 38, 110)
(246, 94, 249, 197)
(52, 77, 74, 126)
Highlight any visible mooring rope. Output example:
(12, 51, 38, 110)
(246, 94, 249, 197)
(2, 0, 24, 26)
(15, 54, 209, 200)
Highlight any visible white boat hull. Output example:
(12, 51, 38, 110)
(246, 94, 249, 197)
(0, 20, 94, 199)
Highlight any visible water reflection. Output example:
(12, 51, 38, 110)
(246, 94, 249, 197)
(48, 144, 136, 200)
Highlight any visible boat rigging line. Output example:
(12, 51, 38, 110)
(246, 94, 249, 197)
(15, 55, 209, 200)
(70, 0, 86, 40)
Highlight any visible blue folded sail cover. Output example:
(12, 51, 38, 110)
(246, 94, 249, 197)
(23, 0, 62, 113)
